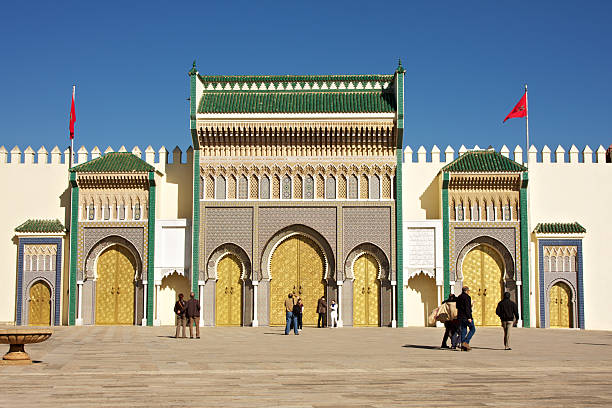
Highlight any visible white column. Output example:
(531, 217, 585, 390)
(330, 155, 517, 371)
(391, 280, 397, 328)
(76, 280, 83, 326)
(450, 280, 456, 295)
(516, 281, 523, 327)
(199, 281, 205, 327)
(336, 280, 343, 327)
(141, 281, 148, 326)
(154, 282, 161, 326)
(252, 281, 259, 327)
(436, 285, 443, 327)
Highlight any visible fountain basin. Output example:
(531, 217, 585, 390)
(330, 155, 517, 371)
(0, 328, 53, 364)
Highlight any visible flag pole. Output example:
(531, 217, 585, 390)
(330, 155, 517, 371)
(70, 85, 75, 168)
(525, 83, 529, 167)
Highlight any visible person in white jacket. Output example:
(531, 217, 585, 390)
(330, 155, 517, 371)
(330, 300, 338, 328)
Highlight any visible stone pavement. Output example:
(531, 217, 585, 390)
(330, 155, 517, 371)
(1, 326, 611, 407)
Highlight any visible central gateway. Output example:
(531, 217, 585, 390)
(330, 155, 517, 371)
(95, 245, 136, 325)
(462, 245, 504, 326)
(270, 235, 325, 326)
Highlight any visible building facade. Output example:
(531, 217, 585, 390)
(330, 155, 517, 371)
(1, 64, 611, 330)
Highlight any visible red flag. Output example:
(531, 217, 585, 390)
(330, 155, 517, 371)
(69, 87, 76, 139)
(503, 92, 527, 123)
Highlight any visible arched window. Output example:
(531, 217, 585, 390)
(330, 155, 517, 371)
(543, 256, 550, 272)
(369, 175, 380, 199)
(119, 203, 126, 220)
(360, 175, 369, 199)
(348, 175, 358, 199)
(215, 175, 226, 199)
(325, 176, 336, 199)
(260, 175, 270, 199)
(31, 255, 38, 271)
(282, 175, 292, 199)
(134, 202, 141, 220)
(51, 255, 56, 271)
(88, 204, 95, 220)
(103, 201, 110, 220)
(25, 255, 31, 272)
(304, 175, 314, 199)
(238, 175, 248, 199)
(456, 202, 465, 221)
(570, 255, 576, 272)
(556, 256, 563, 272)
(550, 256, 557, 272)
(487, 203, 495, 221)
(471, 202, 480, 221)
(564, 256, 570, 272)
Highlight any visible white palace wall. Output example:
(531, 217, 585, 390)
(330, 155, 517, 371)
(0, 145, 193, 325)
(402, 144, 612, 329)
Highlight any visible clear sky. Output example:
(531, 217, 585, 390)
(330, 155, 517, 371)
(1, 0, 610, 157)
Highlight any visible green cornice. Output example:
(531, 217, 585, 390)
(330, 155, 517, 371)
(442, 150, 527, 173)
(198, 73, 394, 84)
(15, 219, 65, 233)
(534, 222, 586, 234)
(70, 152, 155, 173)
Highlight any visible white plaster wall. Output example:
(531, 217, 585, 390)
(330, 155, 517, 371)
(0, 158, 70, 324)
(528, 160, 612, 330)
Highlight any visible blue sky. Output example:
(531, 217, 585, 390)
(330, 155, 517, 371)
(1, 1, 610, 157)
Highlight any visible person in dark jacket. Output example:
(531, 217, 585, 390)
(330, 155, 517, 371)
(456, 286, 476, 351)
(186, 292, 201, 339)
(496, 292, 520, 350)
(317, 296, 327, 328)
(441, 294, 459, 349)
(174, 293, 187, 339)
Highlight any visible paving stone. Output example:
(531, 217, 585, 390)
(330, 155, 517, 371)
(0, 326, 611, 407)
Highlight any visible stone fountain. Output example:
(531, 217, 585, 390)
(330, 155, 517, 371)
(0, 328, 53, 364)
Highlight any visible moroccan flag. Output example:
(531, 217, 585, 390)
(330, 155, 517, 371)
(503, 92, 527, 123)
(69, 87, 76, 139)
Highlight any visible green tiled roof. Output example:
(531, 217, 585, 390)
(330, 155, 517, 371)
(70, 152, 155, 173)
(196, 73, 396, 114)
(442, 150, 527, 173)
(15, 219, 65, 233)
(198, 91, 395, 114)
(534, 222, 586, 234)
(198, 74, 394, 84)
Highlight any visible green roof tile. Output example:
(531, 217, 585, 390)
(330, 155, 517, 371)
(70, 152, 155, 173)
(534, 222, 586, 234)
(442, 150, 527, 173)
(15, 219, 65, 233)
(197, 91, 395, 114)
(198, 74, 394, 84)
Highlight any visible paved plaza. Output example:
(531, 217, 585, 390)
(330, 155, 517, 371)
(1, 326, 611, 407)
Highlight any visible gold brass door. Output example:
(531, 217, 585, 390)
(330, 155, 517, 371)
(29, 281, 51, 325)
(215, 254, 242, 326)
(270, 235, 325, 326)
(462, 245, 504, 326)
(353, 254, 380, 326)
(549, 282, 572, 328)
(95, 245, 136, 325)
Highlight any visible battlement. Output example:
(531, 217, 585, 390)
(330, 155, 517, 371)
(403, 144, 610, 165)
(0, 145, 195, 166)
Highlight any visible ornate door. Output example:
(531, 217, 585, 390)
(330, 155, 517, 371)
(353, 254, 380, 327)
(462, 245, 504, 326)
(96, 245, 136, 325)
(549, 282, 572, 328)
(29, 281, 51, 325)
(215, 254, 242, 326)
(270, 235, 325, 326)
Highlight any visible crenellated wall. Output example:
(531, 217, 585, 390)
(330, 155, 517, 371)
(0, 145, 194, 324)
(402, 144, 612, 330)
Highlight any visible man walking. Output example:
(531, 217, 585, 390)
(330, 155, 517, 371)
(496, 292, 519, 350)
(317, 295, 327, 328)
(284, 293, 298, 335)
(186, 292, 201, 339)
(174, 293, 187, 339)
(440, 293, 459, 349)
(456, 286, 476, 351)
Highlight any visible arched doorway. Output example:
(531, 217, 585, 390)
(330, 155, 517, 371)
(353, 253, 380, 326)
(216, 254, 243, 326)
(270, 235, 325, 326)
(95, 245, 136, 325)
(29, 281, 51, 326)
(462, 244, 504, 326)
(549, 282, 573, 328)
